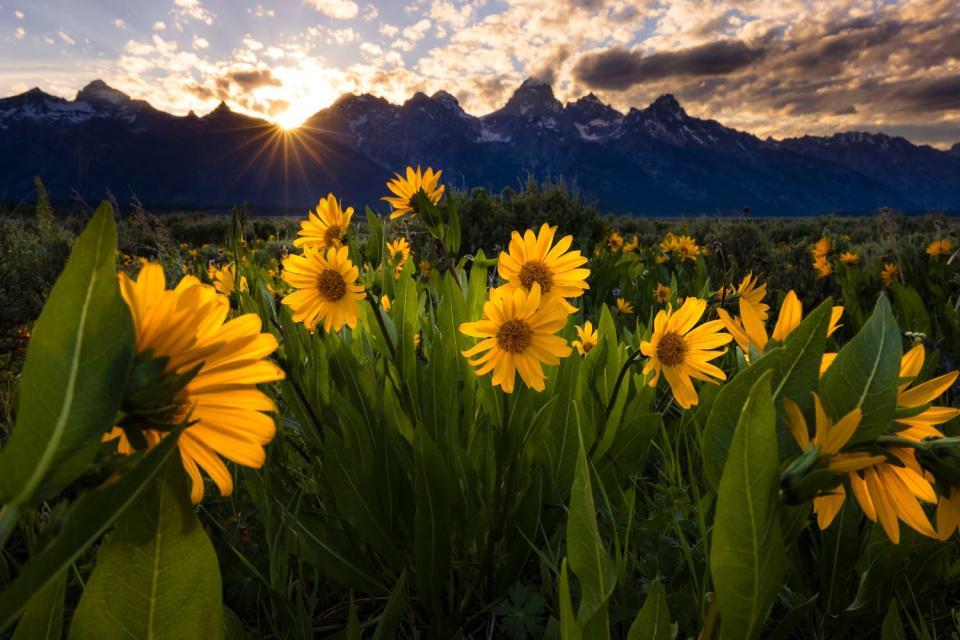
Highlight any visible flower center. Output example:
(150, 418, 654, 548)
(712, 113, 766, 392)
(496, 319, 533, 353)
(317, 268, 347, 302)
(518, 260, 554, 293)
(581, 341, 594, 354)
(323, 225, 342, 247)
(656, 331, 687, 367)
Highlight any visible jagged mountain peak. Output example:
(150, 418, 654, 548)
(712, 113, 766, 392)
(950, 142, 960, 156)
(647, 94, 686, 119)
(76, 79, 131, 106)
(431, 90, 460, 109)
(498, 77, 562, 117)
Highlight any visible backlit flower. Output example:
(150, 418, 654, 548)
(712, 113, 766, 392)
(105, 264, 284, 503)
(293, 193, 354, 250)
(840, 251, 860, 265)
(572, 321, 598, 356)
(497, 223, 590, 311)
(382, 165, 444, 219)
(812, 236, 831, 259)
(281, 246, 367, 331)
(616, 298, 634, 314)
(812, 256, 833, 278)
(460, 284, 571, 393)
(607, 231, 624, 251)
(213, 263, 248, 297)
(927, 239, 954, 257)
(654, 283, 671, 304)
(881, 262, 899, 287)
(640, 298, 731, 408)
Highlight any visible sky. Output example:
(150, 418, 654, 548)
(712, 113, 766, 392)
(0, 0, 958, 147)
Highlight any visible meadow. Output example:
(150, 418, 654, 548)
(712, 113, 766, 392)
(1, 174, 960, 639)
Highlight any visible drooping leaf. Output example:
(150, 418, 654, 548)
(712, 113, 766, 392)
(0, 434, 181, 633)
(70, 458, 224, 640)
(710, 371, 785, 640)
(0, 202, 133, 507)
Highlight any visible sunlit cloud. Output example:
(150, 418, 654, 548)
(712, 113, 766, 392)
(303, 0, 358, 20)
(57, 31, 75, 45)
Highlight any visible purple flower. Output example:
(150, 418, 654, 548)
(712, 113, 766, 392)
(612, 287, 622, 297)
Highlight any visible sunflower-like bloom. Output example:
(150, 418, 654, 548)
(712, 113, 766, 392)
(654, 283, 671, 304)
(927, 239, 954, 257)
(784, 394, 940, 543)
(640, 298, 732, 409)
(293, 193, 354, 250)
(607, 231, 624, 251)
(281, 246, 367, 331)
(623, 234, 639, 253)
(881, 262, 899, 287)
(380, 294, 392, 312)
(497, 223, 590, 311)
(573, 321, 598, 356)
(734, 272, 769, 320)
(382, 165, 444, 219)
(660, 233, 700, 261)
(105, 264, 284, 503)
(459, 284, 571, 393)
(840, 251, 860, 265)
(718, 290, 843, 363)
(812, 236, 831, 259)
(812, 256, 833, 278)
(387, 237, 412, 266)
(419, 259, 432, 278)
(616, 298, 634, 314)
(212, 263, 248, 297)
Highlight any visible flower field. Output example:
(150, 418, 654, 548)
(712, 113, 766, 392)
(2, 173, 960, 639)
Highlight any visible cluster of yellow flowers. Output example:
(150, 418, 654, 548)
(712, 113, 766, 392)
(660, 232, 701, 261)
(811, 236, 832, 277)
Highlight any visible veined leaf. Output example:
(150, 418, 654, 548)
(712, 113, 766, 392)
(627, 580, 672, 640)
(10, 571, 66, 640)
(70, 458, 224, 640)
(820, 295, 902, 445)
(558, 558, 583, 640)
(0, 202, 133, 507)
(0, 434, 181, 633)
(710, 371, 785, 640)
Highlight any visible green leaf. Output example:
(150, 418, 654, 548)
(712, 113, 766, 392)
(287, 513, 389, 595)
(627, 580, 672, 640)
(880, 600, 905, 640)
(372, 571, 409, 640)
(567, 428, 615, 632)
(0, 434, 181, 633)
(710, 371, 785, 640)
(820, 295, 902, 445)
(10, 571, 66, 640)
(364, 206, 384, 267)
(558, 559, 582, 640)
(413, 428, 451, 610)
(0, 202, 133, 507)
(70, 457, 224, 640)
(889, 282, 931, 337)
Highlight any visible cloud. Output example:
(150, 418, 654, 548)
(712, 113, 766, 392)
(379, 23, 399, 37)
(362, 4, 379, 21)
(15, 10, 24, 19)
(573, 40, 766, 90)
(153, 21, 166, 30)
(222, 67, 282, 92)
(193, 35, 209, 49)
(14, 27, 25, 39)
(173, 0, 214, 25)
(58, 31, 75, 45)
(250, 5, 275, 18)
(303, 0, 359, 20)
(402, 18, 431, 42)
(113, 19, 126, 30)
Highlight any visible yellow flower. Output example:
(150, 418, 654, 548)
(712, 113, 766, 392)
(655, 254, 668, 265)
(572, 321, 598, 356)
(674, 235, 700, 261)
(419, 259, 433, 278)
(460, 284, 571, 393)
(189, 249, 199, 258)
(654, 283, 671, 304)
(640, 298, 732, 409)
(387, 237, 412, 266)
(179, 242, 188, 250)
(213, 264, 248, 297)
(413, 332, 422, 349)
(812, 256, 832, 278)
(840, 251, 860, 265)
(607, 231, 624, 251)
(104, 264, 284, 503)
(293, 193, 354, 250)
(281, 246, 367, 331)
(881, 262, 899, 287)
(718, 290, 843, 363)
(927, 239, 954, 257)
(734, 272, 769, 320)
(783, 394, 937, 543)
(382, 165, 444, 219)
(659, 232, 678, 254)
(623, 234, 639, 253)
(497, 223, 590, 312)
(812, 236, 831, 259)
(381, 294, 392, 311)
(895, 345, 960, 440)
(616, 298, 634, 314)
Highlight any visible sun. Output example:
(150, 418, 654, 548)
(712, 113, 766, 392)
(275, 109, 307, 130)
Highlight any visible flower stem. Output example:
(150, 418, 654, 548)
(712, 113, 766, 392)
(366, 296, 397, 360)
(605, 347, 643, 420)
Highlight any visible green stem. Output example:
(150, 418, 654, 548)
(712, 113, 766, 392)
(604, 348, 643, 420)
(366, 296, 397, 360)
(0, 503, 19, 550)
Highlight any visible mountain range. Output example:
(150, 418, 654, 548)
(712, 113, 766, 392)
(1, 78, 958, 216)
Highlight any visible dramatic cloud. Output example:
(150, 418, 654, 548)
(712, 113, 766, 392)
(573, 40, 766, 90)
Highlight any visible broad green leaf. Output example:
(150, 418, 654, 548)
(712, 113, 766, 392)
(70, 458, 224, 640)
(558, 558, 582, 640)
(627, 580, 672, 640)
(364, 206, 384, 266)
(0, 434, 181, 633)
(567, 429, 615, 633)
(881, 600, 905, 640)
(393, 260, 420, 392)
(0, 202, 133, 506)
(10, 571, 66, 640)
(372, 571, 409, 640)
(710, 371, 785, 640)
(413, 428, 451, 610)
(889, 283, 931, 337)
(820, 295, 902, 445)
